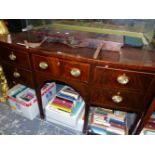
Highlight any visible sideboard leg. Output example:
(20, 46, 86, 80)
(35, 87, 44, 119)
(83, 103, 90, 134)
(128, 114, 143, 135)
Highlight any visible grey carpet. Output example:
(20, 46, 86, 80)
(0, 103, 82, 135)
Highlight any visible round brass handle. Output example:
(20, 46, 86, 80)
(13, 71, 20, 78)
(9, 52, 16, 61)
(112, 93, 123, 103)
(117, 74, 129, 85)
(39, 61, 48, 70)
(70, 68, 81, 77)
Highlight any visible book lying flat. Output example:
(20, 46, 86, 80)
(51, 104, 72, 113)
(56, 93, 77, 102)
(51, 96, 74, 108)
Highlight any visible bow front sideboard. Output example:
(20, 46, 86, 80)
(1, 29, 155, 134)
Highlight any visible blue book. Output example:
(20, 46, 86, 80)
(90, 125, 107, 135)
(109, 118, 126, 126)
(57, 93, 76, 101)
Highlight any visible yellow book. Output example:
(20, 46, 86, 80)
(51, 104, 72, 113)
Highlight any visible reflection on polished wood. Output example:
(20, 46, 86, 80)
(0, 65, 9, 103)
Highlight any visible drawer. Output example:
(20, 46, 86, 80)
(60, 60, 90, 82)
(2, 63, 34, 87)
(32, 54, 90, 82)
(32, 54, 60, 77)
(0, 46, 31, 69)
(91, 88, 145, 112)
(93, 66, 154, 92)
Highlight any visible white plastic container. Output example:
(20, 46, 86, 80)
(46, 108, 84, 132)
(45, 98, 85, 129)
(8, 83, 56, 120)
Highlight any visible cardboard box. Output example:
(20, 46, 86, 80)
(8, 83, 56, 120)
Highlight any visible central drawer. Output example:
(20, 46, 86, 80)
(0, 46, 31, 69)
(32, 54, 90, 82)
(59, 60, 90, 82)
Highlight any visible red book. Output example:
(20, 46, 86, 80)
(51, 97, 74, 109)
(110, 122, 126, 130)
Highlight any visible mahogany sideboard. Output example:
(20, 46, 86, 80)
(1, 30, 155, 135)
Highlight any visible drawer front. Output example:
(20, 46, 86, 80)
(2, 63, 34, 87)
(91, 88, 145, 112)
(93, 67, 154, 92)
(0, 46, 31, 69)
(32, 54, 60, 76)
(60, 60, 90, 82)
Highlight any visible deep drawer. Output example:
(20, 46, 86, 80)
(91, 87, 146, 112)
(2, 62, 34, 87)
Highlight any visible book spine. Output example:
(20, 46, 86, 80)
(60, 91, 79, 99)
(52, 101, 73, 109)
(109, 119, 126, 126)
(52, 97, 74, 107)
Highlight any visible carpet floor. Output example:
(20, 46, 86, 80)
(0, 103, 82, 135)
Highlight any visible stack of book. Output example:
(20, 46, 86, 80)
(89, 107, 127, 135)
(45, 86, 85, 131)
(141, 112, 155, 135)
(49, 86, 80, 115)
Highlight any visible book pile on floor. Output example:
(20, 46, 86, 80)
(88, 107, 127, 135)
(141, 112, 155, 135)
(45, 86, 85, 132)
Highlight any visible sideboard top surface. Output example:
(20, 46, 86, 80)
(0, 28, 155, 72)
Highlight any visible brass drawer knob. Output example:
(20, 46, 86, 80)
(70, 68, 81, 77)
(9, 52, 16, 61)
(112, 92, 123, 103)
(13, 71, 20, 78)
(39, 61, 48, 70)
(117, 74, 129, 85)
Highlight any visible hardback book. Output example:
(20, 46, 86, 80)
(109, 118, 126, 126)
(62, 87, 79, 95)
(108, 113, 126, 122)
(60, 90, 79, 99)
(51, 96, 74, 108)
(51, 104, 72, 113)
(56, 92, 77, 102)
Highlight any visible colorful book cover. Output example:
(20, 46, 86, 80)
(60, 91, 79, 99)
(109, 118, 126, 126)
(51, 97, 74, 108)
(56, 93, 76, 101)
(19, 92, 35, 102)
(62, 87, 79, 95)
(51, 104, 72, 113)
